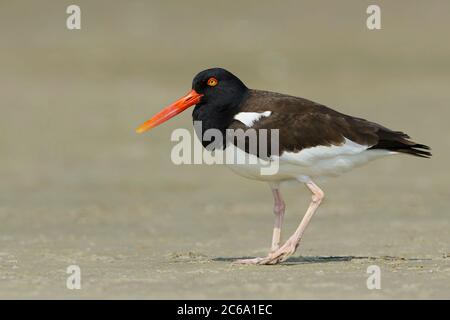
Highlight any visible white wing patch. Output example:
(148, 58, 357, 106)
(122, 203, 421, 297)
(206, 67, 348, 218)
(234, 111, 272, 127)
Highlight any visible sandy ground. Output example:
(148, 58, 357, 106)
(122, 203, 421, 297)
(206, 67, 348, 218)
(0, 1, 449, 299)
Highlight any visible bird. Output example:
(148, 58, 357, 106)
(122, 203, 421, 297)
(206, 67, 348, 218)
(136, 68, 431, 265)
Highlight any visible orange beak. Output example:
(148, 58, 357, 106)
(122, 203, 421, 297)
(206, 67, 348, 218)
(136, 89, 203, 133)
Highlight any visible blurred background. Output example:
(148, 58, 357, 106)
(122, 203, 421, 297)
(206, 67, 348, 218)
(0, 0, 449, 298)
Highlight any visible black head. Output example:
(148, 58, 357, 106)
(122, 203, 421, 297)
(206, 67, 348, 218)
(190, 68, 249, 148)
(192, 68, 248, 110)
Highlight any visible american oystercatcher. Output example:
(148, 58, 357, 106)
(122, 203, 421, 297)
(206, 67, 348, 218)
(136, 68, 431, 265)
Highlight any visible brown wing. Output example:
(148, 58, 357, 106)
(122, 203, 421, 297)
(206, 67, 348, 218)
(227, 90, 431, 158)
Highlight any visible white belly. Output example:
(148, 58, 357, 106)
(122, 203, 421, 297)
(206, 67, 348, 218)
(224, 140, 395, 182)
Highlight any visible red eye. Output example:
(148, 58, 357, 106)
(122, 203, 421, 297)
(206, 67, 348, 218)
(207, 77, 218, 87)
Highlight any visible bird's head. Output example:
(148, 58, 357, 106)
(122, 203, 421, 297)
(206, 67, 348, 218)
(136, 68, 247, 133)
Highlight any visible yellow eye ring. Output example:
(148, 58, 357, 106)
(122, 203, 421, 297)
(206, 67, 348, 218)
(207, 77, 218, 87)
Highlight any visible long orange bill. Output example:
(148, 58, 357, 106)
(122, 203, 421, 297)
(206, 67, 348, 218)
(136, 89, 203, 133)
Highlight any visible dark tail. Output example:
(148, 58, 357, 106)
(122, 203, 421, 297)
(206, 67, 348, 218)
(369, 130, 432, 158)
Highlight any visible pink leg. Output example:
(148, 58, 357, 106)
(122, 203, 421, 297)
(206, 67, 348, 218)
(233, 184, 286, 265)
(258, 180, 324, 265)
(270, 187, 286, 252)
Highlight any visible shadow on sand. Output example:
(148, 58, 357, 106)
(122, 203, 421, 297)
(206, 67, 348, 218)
(213, 255, 431, 265)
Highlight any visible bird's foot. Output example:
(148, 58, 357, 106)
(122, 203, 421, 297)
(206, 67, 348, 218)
(232, 257, 265, 265)
(257, 239, 299, 265)
(232, 239, 299, 266)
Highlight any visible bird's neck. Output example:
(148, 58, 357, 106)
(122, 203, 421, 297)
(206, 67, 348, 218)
(192, 90, 249, 148)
